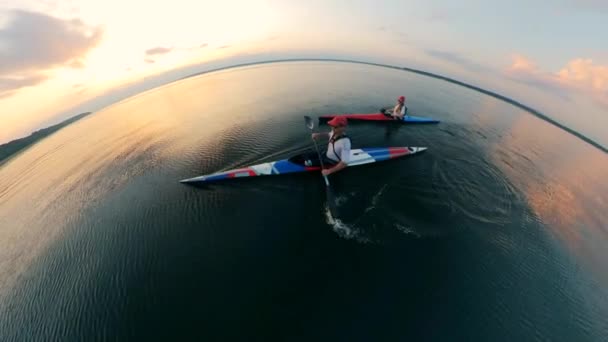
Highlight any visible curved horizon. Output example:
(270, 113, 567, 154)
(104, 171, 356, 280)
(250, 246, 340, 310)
(180, 58, 608, 154)
(2, 3, 608, 340)
(2, 2, 606, 148)
(4, 58, 606, 155)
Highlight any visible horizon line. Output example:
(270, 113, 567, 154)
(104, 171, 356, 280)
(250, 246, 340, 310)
(8, 58, 607, 154)
(180, 58, 606, 154)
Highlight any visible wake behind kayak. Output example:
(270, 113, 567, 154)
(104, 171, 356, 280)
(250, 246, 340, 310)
(180, 147, 427, 184)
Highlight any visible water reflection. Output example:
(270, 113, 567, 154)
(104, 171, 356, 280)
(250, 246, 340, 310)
(489, 113, 608, 272)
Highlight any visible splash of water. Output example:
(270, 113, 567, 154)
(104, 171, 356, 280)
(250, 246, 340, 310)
(395, 223, 422, 238)
(324, 205, 371, 243)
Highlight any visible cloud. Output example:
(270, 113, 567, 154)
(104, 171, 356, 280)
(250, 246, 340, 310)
(0, 10, 102, 97)
(72, 83, 87, 95)
(506, 54, 608, 106)
(505, 54, 574, 96)
(144, 46, 173, 56)
(144, 58, 155, 64)
(426, 49, 489, 73)
(0, 75, 49, 91)
(557, 59, 608, 92)
(508, 54, 538, 73)
(199, 43, 208, 48)
(69, 60, 85, 69)
(0, 75, 48, 95)
(217, 45, 231, 49)
(0, 91, 16, 99)
(428, 8, 449, 21)
(568, 0, 608, 12)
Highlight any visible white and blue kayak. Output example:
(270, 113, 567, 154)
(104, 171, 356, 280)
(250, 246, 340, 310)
(180, 146, 427, 184)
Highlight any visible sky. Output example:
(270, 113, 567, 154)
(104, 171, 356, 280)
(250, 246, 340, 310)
(1, 0, 607, 145)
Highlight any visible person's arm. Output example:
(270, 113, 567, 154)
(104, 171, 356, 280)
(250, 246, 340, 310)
(392, 105, 400, 116)
(322, 139, 351, 175)
(312, 132, 330, 140)
(322, 161, 347, 175)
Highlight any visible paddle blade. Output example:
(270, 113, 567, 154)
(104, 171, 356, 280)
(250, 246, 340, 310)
(325, 184, 340, 218)
(304, 115, 315, 130)
(322, 174, 330, 186)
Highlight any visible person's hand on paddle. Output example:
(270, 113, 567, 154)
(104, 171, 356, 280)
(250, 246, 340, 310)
(321, 168, 331, 176)
(305, 115, 338, 216)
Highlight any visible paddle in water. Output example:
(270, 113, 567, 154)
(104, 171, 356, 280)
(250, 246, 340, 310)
(304, 116, 339, 217)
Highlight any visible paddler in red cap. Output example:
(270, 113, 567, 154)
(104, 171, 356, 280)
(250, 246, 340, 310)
(392, 95, 408, 120)
(312, 116, 351, 176)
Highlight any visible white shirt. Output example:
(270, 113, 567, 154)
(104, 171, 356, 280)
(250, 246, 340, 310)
(326, 131, 351, 164)
(393, 104, 406, 116)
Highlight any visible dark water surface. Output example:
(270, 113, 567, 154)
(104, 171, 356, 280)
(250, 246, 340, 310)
(1, 61, 607, 341)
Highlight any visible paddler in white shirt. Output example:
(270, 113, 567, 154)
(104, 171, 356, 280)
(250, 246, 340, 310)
(311, 116, 351, 176)
(391, 95, 408, 120)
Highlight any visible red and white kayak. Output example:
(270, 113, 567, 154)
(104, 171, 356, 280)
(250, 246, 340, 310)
(180, 146, 427, 184)
(319, 112, 440, 124)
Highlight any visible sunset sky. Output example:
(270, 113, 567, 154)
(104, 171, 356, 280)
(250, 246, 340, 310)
(1, 0, 607, 145)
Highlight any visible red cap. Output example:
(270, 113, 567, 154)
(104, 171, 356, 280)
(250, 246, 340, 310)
(327, 116, 348, 127)
(398, 95, 406, 103)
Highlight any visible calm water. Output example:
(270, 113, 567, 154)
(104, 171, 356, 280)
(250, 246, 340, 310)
(1, 61, 607, 341)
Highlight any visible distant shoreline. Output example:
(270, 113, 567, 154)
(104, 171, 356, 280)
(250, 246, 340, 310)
(0, 112, 92, 165)
(182, 58, 607, 154)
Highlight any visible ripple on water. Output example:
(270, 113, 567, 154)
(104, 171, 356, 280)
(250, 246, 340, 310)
(1, 60, 607, 342)
(430, 152, 523, 227)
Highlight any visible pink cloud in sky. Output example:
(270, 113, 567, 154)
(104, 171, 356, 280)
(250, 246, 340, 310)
(0, 10, 102, 98)
(557, 59, 608, 92)
(508, 55, 539, 73)
(145, 47, 173, 56)
(506, 54, 608, 106)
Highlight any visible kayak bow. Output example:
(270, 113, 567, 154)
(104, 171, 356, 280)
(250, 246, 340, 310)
(319, 112, 440, 124)
(180, 146, 427, 184)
